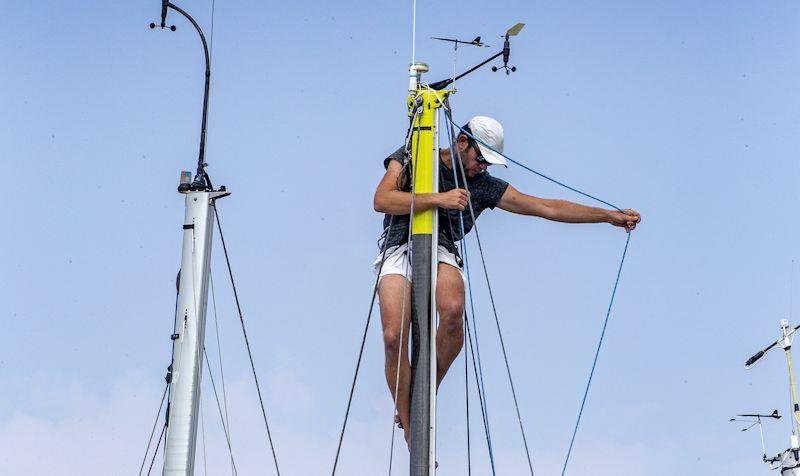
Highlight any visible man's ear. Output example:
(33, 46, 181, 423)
(457, 135, 469, 152)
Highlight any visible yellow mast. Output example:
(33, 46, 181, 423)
(406, 62, 452, 476)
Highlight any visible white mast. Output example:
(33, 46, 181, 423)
(163, 188, 228, 475)
(150, 2, 227, 473)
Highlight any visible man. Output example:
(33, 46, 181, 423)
(372, 116, 640, 447)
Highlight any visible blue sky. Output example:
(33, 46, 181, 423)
(3, 0, 800, 474)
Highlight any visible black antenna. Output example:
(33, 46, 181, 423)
(428, 22, 525, 90)
(150, 1, 214, 192)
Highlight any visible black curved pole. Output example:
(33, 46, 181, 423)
(151, 1, 213, 190)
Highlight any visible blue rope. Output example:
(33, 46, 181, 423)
(445, 119, 498, 475)
(445, 118, 624, 213)
(561, 232, 631, 475)
(444, 113, 634, 474)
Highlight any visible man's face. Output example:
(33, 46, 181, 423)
(460, 137, 490, 178)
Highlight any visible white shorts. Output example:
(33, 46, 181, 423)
(373, 243, 465, 282)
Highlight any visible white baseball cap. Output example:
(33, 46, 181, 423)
(467, 116, 506, 167)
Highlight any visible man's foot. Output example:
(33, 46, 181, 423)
(395, 414, 404, 429)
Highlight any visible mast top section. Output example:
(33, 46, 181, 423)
(424, 22, 525, 91)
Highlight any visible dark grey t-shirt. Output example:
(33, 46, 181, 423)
(380, 146, 509, 257)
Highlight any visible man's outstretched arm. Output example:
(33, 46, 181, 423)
(374, 160, 469, 214)
(497, 184, 640, 230)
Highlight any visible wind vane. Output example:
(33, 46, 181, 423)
(428, 22, 525, 90)
(431, 36, 490, 47)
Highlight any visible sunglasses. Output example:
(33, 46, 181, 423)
(469, 140, 489, 165)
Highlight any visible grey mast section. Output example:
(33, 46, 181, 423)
(164, 190, 228, 475)
(410, 234, 433, 475)
(409, 110, 441, 476)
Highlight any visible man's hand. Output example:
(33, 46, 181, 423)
(608, 209, 641, 232)
(437, 188, 469, 211)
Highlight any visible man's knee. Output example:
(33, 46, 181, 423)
(439, 311, 464, 340)
(438, 297, 464, 321)
(383, 328, 403, 356)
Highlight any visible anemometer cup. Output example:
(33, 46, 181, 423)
(149, 22, 176, 31)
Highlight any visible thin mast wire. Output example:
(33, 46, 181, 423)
(209, 273, 234, 475)
(468, 204, 536, 476)
(200, 397, 208, 476)
(464, 312, 495, 472)
(186, 223, 209, 475)
(386, 177, 414, 476)
(444, 106, 535, 475)
(146, 423, 167, 476)
(138, 383, 169, 476)
(464, 313, 472, 475)
(388, 106, 422, 475)
(444, 110, 497, 473)
(331, 106, 421, 475)
(452, 43, 459, 89)
(331, 214, 396, 476)
(209, 0, 217, 58)
(203, 348, 239, 475)
(411, 0, 417, 64)
(214, 207, 281, 475)
(442, 121, 472, 474)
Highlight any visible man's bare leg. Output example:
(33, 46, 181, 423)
(435, 262, 465, 387)
(378, 274, 413, 446)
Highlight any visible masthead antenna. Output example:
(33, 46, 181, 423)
(149, 0, 214, 192)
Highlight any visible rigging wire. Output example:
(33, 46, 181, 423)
(443, 111, 634, 475)
(464, 314, 472, 475)
(146, 423, 167, 476)
(206, 1, 235, 463)
(791, 260, 795, 321)
(200, 397, 208, 475)
(444, 108, 499, 474)
(138, 286, 181, 476)
(464, 312, 496, 472)
(387, 103, 424, 475)
(439, 111, 476, 475)
(330, 105, 421, 476)
(214, 207, 281, 475)
(462, 183, 536, 476)
(331, 214, 396, 476)
(203, 347, 239, 475)
(138, 383, 169, 476)
(209, 0, 217, 58)
(411, 0, 417, 65)
(209, 273, 235, 474)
